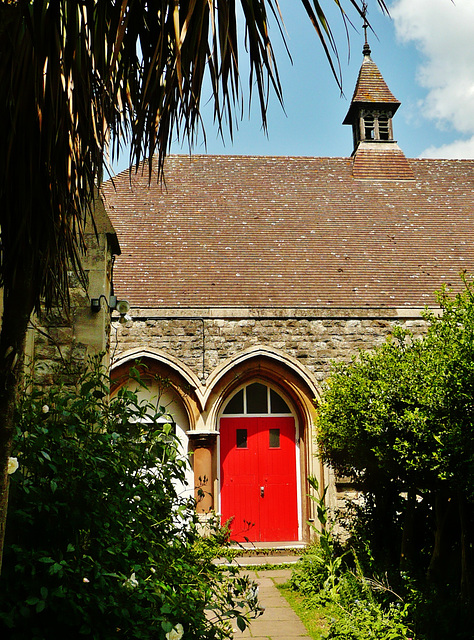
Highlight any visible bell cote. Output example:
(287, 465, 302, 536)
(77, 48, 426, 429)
(343, 43, 401, 154)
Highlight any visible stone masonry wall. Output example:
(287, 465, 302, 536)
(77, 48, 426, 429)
(30, 270, 99, 386)
(111, 310, 430, 522)
(26, 200, 119, 386)
(111, 311, 429, 384)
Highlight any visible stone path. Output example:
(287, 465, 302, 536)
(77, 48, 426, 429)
(232, 564, 312, 640)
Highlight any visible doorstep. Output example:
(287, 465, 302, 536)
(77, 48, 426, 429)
(215, 541, 307, 566)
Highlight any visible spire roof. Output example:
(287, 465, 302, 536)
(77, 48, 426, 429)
(343, 47, 400, 125)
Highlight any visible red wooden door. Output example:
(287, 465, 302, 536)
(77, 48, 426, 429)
(220, 416, 298, 542)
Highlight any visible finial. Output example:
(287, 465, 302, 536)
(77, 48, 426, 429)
(362, 1, 371, 57)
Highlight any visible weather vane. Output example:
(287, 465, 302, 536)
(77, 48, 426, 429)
(362, 1, 371, 55)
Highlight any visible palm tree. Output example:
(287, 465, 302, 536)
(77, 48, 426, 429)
(0, 0, 388, 570)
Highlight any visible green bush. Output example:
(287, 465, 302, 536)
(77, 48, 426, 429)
(289, 477, 347, 602)
(1, 364, 258, 639)
(290, 553, 416, 639)
(288, 542, 329, 596)
(324, 599, 414, 640)
(289, 478, 416, 639)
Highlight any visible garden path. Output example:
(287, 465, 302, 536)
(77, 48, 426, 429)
(231, 556, 312, 640)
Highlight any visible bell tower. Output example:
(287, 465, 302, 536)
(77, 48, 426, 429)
(343, 39, 400, 153)
(343, 8, 414, 180)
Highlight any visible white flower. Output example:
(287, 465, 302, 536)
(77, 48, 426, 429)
(150, 567, 156, 574)
(83, 577, 90, 583)
(7, 457, 19, 475)
(133, 495, 141, 502)
(123, 572, 139, 589)
(166, 623, 184, 640)
(42, 404, 49, 414)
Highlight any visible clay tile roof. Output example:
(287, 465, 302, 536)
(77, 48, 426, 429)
(343, 55, 400, 125)
(353, 56, 400, 104)
(102, 155, 474, 310)
(352, 148, 415, 180)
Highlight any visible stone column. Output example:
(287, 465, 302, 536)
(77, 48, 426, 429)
(188, 432, 218, 514)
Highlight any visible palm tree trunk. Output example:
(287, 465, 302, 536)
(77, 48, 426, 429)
(0, 260, 35, 574)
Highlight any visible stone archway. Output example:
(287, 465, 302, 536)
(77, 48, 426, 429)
(110, 347, 324, 541)
(203, 350, 321, 543)
(110, 355, 198, 503)
(220, 381, 299, 542)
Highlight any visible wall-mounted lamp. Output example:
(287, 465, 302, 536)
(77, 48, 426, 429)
(90, 295, 132, 324)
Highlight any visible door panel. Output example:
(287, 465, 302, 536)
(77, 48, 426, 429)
(220, 416, 298, 542)
(220, 418, 259, 540)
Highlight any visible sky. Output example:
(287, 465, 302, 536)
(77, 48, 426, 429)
(112, 0, 474, 175)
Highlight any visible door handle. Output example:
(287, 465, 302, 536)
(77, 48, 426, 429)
(260, 486, 265, 498)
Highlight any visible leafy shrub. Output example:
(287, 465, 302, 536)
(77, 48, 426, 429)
(289, 477, 416, 638)
(289, 477, 347, 602)
(324, 599, 414, 640)
(0, 364, 258, 639)
(288, 542, 330, 596)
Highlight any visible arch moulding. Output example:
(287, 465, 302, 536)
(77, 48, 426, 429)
(111, 345, 322, 433)
(110, 347, 205, 430)
(203, 345, 322, 429)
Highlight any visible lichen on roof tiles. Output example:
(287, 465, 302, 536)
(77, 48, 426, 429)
(102, 154, 474, 309)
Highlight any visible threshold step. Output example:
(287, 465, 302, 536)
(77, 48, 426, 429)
(229, 542, 307, 557)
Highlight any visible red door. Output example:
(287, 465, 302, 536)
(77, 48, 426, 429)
(220, 416, 298, 542)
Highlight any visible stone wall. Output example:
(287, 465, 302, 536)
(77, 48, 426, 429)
(111, 309, 429, 385)
(110, 307, 431, 536)
(26, 200, 120, 386)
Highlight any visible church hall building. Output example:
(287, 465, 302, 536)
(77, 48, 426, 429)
(102, 43, 474, 544)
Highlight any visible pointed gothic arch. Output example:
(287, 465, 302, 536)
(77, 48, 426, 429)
(110, 346, 322, 541)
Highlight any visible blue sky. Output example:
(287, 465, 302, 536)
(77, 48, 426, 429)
(112, 0, 474, 175)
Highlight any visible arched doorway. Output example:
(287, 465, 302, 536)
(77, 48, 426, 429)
(111, 368, 194, 503)
(220, 382, 299, 542)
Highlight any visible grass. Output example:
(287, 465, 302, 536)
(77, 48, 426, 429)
(278, 582, 338, 640)
(233, 563, 337, 638)
(251, 562, 299, 571)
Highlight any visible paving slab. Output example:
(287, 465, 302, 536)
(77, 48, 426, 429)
(271, 575, 292, 585)
(233, 569, 312, 640)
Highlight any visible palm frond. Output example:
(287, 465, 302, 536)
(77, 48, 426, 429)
(0, 0, 388, 313)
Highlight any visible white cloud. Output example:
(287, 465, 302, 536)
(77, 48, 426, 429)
(420, 135, 474, 159)
(391, 0, 474, 151)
